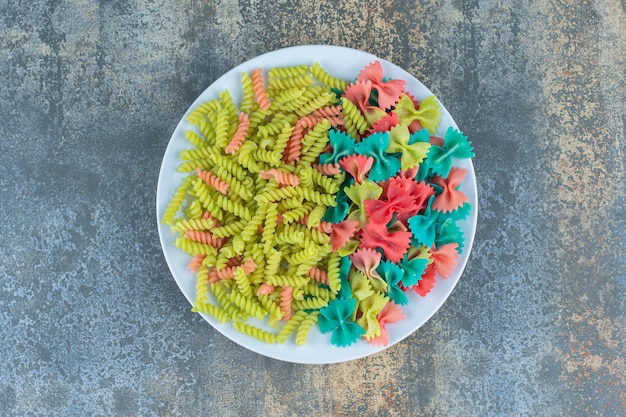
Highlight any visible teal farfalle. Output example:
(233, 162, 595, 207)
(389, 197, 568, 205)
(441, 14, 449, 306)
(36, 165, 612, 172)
(322, 185, 350, 223)
(426, 127, 474, 178)
(447, 201, 472, 221)
(407, 196, 438, 247)
(319, 129, 358, 165)
(398, 255, 429, 287)
(318, 298, 365, 347)
(376, 261, 408, 305)
(337, 256, 354, 300)
(435, 217, 465, 253)
(354, 132, 401, 182)
(408, 128, 431, 145)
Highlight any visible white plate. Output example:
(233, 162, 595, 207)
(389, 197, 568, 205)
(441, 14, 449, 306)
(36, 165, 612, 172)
(156, 45, 477, 364)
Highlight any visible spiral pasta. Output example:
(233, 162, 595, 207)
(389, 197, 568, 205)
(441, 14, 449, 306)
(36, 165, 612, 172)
(163, 62, 368, 347)
(251, 68, 271, 111)
(184, 230, 225, 248)
(293, 296, 330, 311)
(310, 62, 348, 90)
(276, 310, 307, 344)
(225, 112, 250, 154)
(171, 217, 215, 233)
(185, 98, 221, 126)
(279, 286, 293, 321)
(192, 301, 230, 323)
(295, 311, 320, 346)
(340, 97, 368, 139)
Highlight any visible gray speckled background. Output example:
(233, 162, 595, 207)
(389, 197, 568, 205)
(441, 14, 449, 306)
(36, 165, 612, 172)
(1, 0, 624, 416)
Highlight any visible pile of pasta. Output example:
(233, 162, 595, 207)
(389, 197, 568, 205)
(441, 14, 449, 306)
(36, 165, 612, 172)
(162, 61, 473, 347)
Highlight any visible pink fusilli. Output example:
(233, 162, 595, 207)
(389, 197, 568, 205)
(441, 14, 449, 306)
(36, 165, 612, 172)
(251, 68, 271, 111)
(280, 286, 293, 321)
(283, 120, 304, 163)
(225, 112, 250, 154)
(312, 163, 341, 175)
(184, 230, 225, 248)
(196, 168, 229, 194)
(187, 254, 206, 272)
(256, 283, 275, 296)
(307, 266, 329, 285)
(259, 169, 301, 186)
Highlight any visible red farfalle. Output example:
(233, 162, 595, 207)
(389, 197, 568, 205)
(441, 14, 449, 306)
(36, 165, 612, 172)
(430, 243, 459, 279)
(338, 154, 374, 184)
(413, 263, 437, 296)
(357, 61, 406, 110)
(329, 219, 360, 252)
(430, 167, 468, 213)
(360, 222, 412, 263)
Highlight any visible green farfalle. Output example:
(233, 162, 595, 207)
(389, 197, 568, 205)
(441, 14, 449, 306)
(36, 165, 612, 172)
(387, 124, 431, 171)
(356, 292, 389, 340)
(354, 132, 401, 182)
(337, 238, 360, 256)
(392, 94, 441, 134)
(377, 261, 408, 305)
(349, 269, 374, 301)
(344, 180, 383, 227)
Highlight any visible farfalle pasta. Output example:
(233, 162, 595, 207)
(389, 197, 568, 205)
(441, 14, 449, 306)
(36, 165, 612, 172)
(162, 60, 473, 348)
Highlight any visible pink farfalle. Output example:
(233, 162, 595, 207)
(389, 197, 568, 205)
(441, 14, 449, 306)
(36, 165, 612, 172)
(364, 177, 432, 226)
(338, 154, 374, 184)
(360, 222, 412, 263)
(329, 219, 360, 251)
(367, 112, 398, 135)
(413, 263, 437, 296)
(357, 61, 406, 110)
(398, 166, 419, 179)
(386, 177, 435, 221)
(430, 243, 459, 279)
(363, 198, 396, 225)
(366, 302, 406, 346)
(343, 80, 386, 124)
(350, 248, 383, 281)
(387, 219, 408, 233)
(430, 167, 469, 213)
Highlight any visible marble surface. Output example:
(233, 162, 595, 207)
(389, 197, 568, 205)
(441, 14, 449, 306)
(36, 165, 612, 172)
(1, 0, 624, 416)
